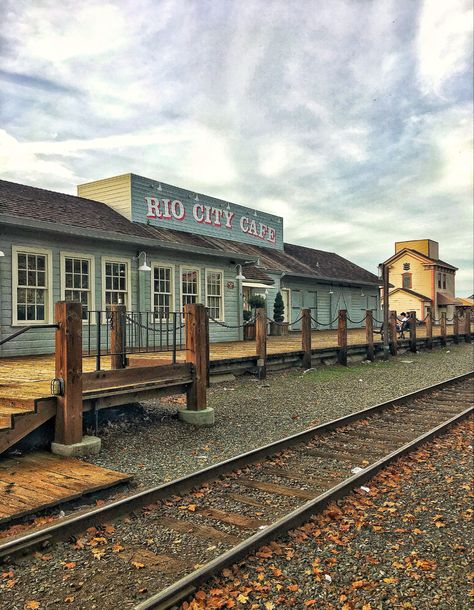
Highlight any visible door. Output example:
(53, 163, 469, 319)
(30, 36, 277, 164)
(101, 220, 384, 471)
(281, 289, 290, 322)
(304, 290, 318, 328)
(291, 290, 302, 329)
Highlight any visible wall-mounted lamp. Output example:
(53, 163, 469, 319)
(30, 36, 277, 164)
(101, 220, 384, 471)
(0, 251, 4, 257)
(137, 251, 151, 272)
(328, 288, 334, 295)
(235, 264, 246, 281)
(253, 210, 258, 217)
(194, 193, 199, 201)
(157, 183, 162, 191)
(226, 203, 231, 211)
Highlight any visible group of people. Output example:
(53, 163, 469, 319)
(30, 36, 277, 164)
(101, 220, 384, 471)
(397, 312, 411, 338)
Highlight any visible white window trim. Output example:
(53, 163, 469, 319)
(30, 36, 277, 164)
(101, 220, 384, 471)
(12, 245, 54, 326)
(180, 265, 201, 312)
(101, 256, 132, 312)
(60, 251, 96, 323)
(205, 267, 225, 321)
(151, 262, 175, 320)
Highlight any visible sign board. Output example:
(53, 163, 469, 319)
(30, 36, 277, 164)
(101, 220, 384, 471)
(130, 175, 284, 250)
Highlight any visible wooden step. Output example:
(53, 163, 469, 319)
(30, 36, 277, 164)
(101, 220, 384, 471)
(0, 398, 57, 456)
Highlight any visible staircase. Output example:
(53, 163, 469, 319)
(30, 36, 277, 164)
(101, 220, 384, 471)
(0, 397, 57, 455)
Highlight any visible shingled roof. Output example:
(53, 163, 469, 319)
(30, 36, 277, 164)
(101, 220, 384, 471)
(0, 179, 380, 286)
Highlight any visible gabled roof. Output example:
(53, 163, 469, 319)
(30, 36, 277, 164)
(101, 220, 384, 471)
(389, 287, 432, 301)
(0, 179, 380, 286)
(436, 292, 467, 306)
(384, 247, 457, 271)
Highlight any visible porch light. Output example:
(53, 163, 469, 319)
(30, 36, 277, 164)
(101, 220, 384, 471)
(0, 250, 4, 256)
(51, 377, 64, 396)
(138, 251, 151, 272)
(235, 264, 246, 281)
(329, 287, 333, 295)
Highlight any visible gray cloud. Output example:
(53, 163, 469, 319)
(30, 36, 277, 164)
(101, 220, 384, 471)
(0, 0, 472, 294)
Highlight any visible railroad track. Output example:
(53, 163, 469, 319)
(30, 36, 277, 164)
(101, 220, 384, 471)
(0, 372, 472, 610)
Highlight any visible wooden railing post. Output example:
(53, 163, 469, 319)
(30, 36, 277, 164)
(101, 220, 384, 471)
(389, 310, 398, 356)
(54, 301, 83, 446)
(337, 309, 347, 366)
(301, 308, 312, 369)
(185, 303, 208, 410)
(425, 311, 433, 349)
(409, 312, 417, 353)
(256, 307, 267, 379)
(440, 312, 447, 346)
(465, 307, 472, 344)
(110, 304, 126, 369)
(453, 307, 460, 344)
(365, 310, 374, 361)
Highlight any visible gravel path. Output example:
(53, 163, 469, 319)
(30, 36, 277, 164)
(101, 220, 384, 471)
(84, 343, 473, 488)
(184, 417, 474, 609)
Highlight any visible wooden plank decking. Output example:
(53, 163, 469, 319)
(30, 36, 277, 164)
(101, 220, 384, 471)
(0, 452, 131, 523)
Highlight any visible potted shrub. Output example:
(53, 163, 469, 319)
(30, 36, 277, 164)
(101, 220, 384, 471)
(270, 291, 289, 336)
(243, 295, 266, 340)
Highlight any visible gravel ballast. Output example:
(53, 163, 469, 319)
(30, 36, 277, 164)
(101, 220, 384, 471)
(185, 417, 474, 609)
(84, 343, 473, 487)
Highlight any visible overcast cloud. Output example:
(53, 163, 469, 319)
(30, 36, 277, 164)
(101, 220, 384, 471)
(1, 0, 472, 294)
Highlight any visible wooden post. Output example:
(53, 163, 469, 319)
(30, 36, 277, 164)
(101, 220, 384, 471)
(382, 263, 390, 361)
(301, 308, 312, 369)
(110, 304, 126, 369)
(425, 310, 433, 349)
(409, 311, 417, 353)
(185, 303, 208, 410)
(453, 307, 460, 344)
(365, 310, 374, 361)
(389, 310, 398, 356)
(337, 309, 348, 366)
(256, 307, 267, 379)
(440, 312, 447, 346)
(54, 301, 83, 445)
(465, 307, 472, 344)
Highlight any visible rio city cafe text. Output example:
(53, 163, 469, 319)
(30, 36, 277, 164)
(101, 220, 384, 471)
(145, 197, 277, 244)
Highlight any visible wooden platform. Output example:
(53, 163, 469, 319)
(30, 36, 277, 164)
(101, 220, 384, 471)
(0, 451, 132, 523)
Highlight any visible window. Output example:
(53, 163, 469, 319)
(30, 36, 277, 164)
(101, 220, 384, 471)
(402, 273, 412, 289)
(102, 257, 131, 311)
(181, 267, 200, 309)
(61, 253, 94, 320)
(152, 264, 174, 319)
(438, 273, 442, 289)
(442, 274, 446, 290)
(206, 269, 224, 320)
(13, 246, 52, 324)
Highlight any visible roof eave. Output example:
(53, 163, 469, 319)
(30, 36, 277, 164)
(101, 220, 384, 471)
(281, 271, 380, 287)
(0, 214, 255, 263)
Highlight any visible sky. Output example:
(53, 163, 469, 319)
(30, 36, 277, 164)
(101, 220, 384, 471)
(1, 0, 473, 295)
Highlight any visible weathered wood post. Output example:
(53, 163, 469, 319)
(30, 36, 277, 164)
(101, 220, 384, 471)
(425, 310, 433, 350)
(256, 307, 267, 379)
(389, 310, 398, 356)
(409, 311, 417, 353)
(52, 301, 100, 455)
(365, 310, 375, 361)
(440, 312, 447, 346)
(465, 307, 472, 344)
(180, 303, 213, 425)
(301, 308, 312, 369)
(453, 307, 460, 344)
(337, 309, 348, 366)
(110, 303, 126, 369)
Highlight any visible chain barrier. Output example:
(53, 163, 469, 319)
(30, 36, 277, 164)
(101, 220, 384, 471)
(125, 314, 186, 331)
(346, 313, 368, 325)
(309, 314, 341, 327)
(208, 316, 256, 329)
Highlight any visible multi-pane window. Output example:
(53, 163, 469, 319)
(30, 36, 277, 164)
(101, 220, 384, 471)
(442, 274, 446, 289)
(64, 256, 91, 319)
(438, 273, 442, 289)
(105, 261, 128, 308)
(402, 273, 412, 289)
(206, 270, 223, 320)
(153, 265, 173, 319)
(181, 268, 199, 308)
(16, 252, 48, 322)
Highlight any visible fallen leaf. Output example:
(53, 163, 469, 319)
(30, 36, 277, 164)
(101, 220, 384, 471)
(63, 562, 76, 570)
(24, 603, 40, 610)
(131, 561, 145, 569)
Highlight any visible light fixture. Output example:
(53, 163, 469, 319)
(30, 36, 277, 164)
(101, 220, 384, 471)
(329, 287, 334, 295)
(50, 377, 64, 396)
(253, 210, 258, 217)
(235, 264, 246, 281)
(157, 183, 162, 191)
(194, 193, 199, 201)
(137, 251, 151, 272)
(0, 250, 4, 257)
(226, 203, 231, 211)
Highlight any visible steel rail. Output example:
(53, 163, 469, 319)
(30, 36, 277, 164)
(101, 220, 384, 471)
(136, 403, 473, 610)
(0, 371, 472, 561)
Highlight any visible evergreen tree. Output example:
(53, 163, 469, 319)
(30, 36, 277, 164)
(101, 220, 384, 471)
(273, 291, 285, 323)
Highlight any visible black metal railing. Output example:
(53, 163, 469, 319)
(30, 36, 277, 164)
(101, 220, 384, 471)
(83, 309, 185, 370)
(0, 323, 59, 347)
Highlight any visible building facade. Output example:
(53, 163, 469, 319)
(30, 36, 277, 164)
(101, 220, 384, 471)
(383, 239, 460, 320)
(0, 175, 381, 357)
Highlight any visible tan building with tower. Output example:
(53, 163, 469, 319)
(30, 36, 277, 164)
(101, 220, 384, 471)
(382, 239, 462, 321)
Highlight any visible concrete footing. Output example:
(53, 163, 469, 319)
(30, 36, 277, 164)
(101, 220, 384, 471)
(178, 407, 215, 426)
(51, 435, 101, 457)
(209, 373, 236, 385)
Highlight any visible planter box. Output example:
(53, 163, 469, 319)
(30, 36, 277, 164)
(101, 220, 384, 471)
(270, 321, 289, 336)
(244, 323, 256, 340)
